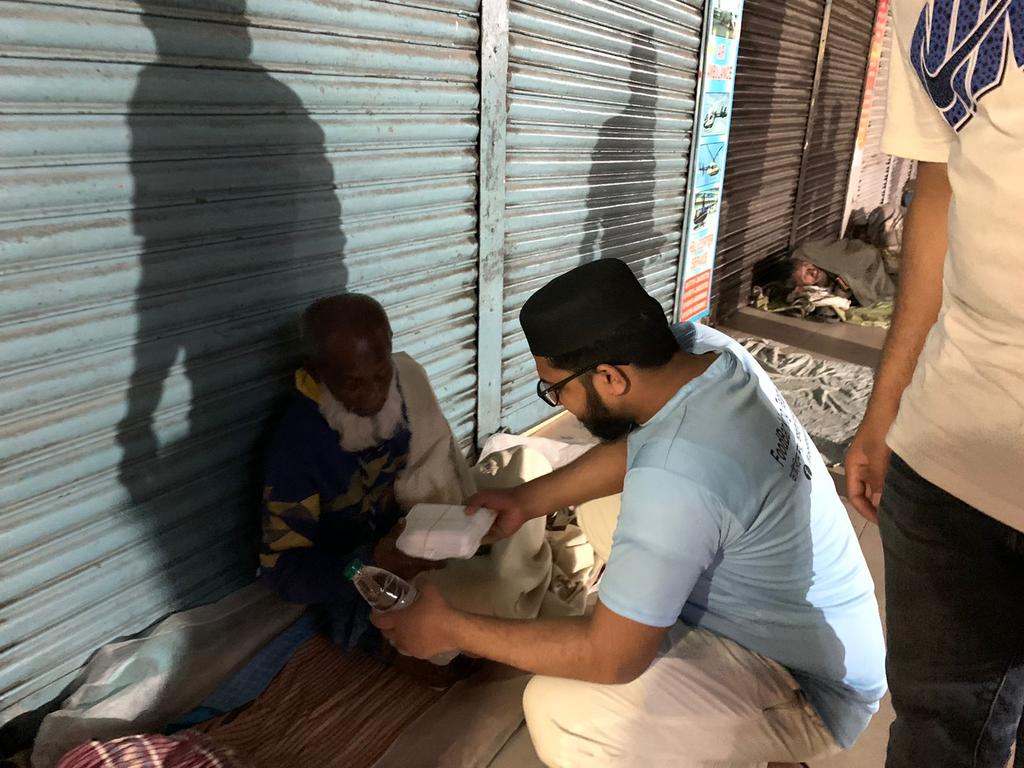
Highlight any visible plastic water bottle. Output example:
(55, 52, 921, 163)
(344, 559, 458, 665)
(344, 559, 418, 612)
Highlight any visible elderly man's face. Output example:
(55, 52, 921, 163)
(318, 329, 393, 417)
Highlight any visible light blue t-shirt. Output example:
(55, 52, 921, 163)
(599, 323, 887, 749)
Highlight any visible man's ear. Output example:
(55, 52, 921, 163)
(593, 363, 630, 397)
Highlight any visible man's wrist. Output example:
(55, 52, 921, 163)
(862, 392, 900, 434)
(444, 607, 472, 654)
(515, 481, 547, 520)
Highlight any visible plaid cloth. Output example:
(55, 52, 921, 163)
(197, 636, 444, 767)
(56, 731, 247, 768)
(168, 612, 317, 731)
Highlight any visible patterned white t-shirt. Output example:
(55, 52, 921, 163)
(882, 0, 1024, 530)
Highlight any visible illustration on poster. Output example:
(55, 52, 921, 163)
(699, 143, 724, 178)
(712, 0, 741, 39)
(693, 189, 720, 228)
(703, 104, 729, 130)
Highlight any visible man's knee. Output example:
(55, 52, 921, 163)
(575, 494, 621, 563)
(523, 676, 567, 767)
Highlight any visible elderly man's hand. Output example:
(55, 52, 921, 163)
(373, 521, 444, 581)
(371, 579, 459, 660)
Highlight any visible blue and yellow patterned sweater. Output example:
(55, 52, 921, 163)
(260, 369, 411, 606)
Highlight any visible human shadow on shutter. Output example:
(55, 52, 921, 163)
(579, 30, 664, 282)
(117, 0, 347, 607)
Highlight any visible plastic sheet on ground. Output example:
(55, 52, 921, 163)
(740, 338, 873, 467)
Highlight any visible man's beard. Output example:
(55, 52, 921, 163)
(318, 370, 405, 453)
(581, 380, 635, 442)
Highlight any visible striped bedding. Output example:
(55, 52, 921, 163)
(195, 635, 443, 767)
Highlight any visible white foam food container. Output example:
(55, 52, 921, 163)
(396, 504, 498, 561)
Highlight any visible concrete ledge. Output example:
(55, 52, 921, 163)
(722, 307, 887, 370)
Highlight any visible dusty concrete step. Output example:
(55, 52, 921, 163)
(722, 307, 886, 371)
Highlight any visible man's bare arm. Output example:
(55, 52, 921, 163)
(374, 586, 667, 685)
(468, 438, 627, 540)
(523, 438, 627, 511)
(846, 162, 951, 521)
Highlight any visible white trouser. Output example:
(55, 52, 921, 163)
(534, 495, 841, 767)
(523, 622, 841, 768)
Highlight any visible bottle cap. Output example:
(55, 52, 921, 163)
(343, 559, 363, 581)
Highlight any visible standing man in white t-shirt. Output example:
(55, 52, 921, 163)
(845, 1, 1024, 765)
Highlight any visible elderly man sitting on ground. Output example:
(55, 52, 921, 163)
(259, 294, 572, 653)
(259, 294, 474, 650)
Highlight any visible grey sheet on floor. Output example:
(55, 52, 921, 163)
(371, 664, 531, 768)
(741, 338, 873, 467)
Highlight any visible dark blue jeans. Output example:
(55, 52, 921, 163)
(880, 454, 1024, 767)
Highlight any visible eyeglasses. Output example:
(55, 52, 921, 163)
(536, 366, 597, 407)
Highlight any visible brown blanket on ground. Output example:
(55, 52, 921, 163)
(197, 635, 443, 768)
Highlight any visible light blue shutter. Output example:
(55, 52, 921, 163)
(0, 0, 479, 722)
(499, 0, 703, 432)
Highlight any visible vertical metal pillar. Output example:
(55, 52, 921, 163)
(475, 0, 510, 448)
(675, 0, 716, 322)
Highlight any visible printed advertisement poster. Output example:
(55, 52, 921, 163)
(842, 0, 890, 230)
(678, 0, 745, 322)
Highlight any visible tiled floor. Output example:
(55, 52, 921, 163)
(814, 504, 892, 768)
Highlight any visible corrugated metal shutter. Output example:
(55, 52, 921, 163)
(848, 15, 916, 215)
(0, 0, 479, 723)
(791, 0, 876, 244)
(711, 0, 827, 319)
(499, 0, 703, 433)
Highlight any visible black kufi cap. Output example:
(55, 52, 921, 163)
(520, 259, 666, 357)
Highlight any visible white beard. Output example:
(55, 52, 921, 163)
(318, 370, 405, 453)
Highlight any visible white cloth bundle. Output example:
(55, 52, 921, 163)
(397, 504, 497, 561)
